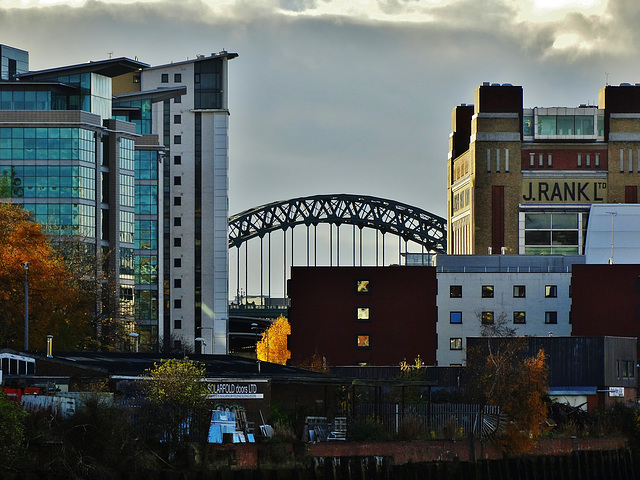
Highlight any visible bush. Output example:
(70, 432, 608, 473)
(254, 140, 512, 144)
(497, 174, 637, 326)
(348, 417, 390, 442)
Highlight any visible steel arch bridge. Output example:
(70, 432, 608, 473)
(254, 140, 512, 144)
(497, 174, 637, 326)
(228, 193, 447, 252)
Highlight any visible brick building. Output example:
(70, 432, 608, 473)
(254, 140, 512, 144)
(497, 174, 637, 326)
(448, 83, 640, 255)
(287, 266, 437, 367)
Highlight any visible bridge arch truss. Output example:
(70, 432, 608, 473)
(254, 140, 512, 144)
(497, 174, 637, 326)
(228, 194, 447, 308)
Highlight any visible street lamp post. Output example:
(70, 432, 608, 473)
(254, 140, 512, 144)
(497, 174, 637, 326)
(251, 322, 261, 373)
(22, 262, 30, 351)
(198, 327, 214, 354)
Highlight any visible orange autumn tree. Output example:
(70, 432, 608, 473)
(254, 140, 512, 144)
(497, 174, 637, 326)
(467, 334, 548, 455)
(256, 315, 291, 365)
(0, 203, 92, 350)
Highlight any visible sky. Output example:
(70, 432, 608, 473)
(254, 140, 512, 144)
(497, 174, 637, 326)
(1, 0, 638, 220)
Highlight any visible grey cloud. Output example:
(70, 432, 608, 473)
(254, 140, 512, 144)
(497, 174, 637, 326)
(1, 0, 640, 217)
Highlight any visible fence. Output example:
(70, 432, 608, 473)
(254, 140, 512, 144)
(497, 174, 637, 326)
(352, 403, 503, 439)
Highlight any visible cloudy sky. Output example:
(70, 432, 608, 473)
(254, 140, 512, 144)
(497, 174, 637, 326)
(1, 0, 638, 219)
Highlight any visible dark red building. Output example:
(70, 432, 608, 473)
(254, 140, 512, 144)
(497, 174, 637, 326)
(287, 266, 437, 367)
(571, 264, 640, 339)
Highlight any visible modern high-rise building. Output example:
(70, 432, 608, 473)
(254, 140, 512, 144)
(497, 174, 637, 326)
(1, 46, 237, 354)
(0, 47, 150, 348)
(114, 51, 237, 354)
(447, 83, 640, 255)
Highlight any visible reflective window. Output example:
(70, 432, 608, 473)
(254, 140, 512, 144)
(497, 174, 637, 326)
(482, 285, 494, 298)
(513, 311, 526, 324)
(450, 312, 462, 324)
(481, 311, 494, 325)
(513, 285, 526, 298)
(450, 338, 462, 350)
(545, 311, 558, 324)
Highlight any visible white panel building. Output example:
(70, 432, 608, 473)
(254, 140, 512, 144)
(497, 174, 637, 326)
(141, 52, 237, 354)
(435, 255, 583, 365)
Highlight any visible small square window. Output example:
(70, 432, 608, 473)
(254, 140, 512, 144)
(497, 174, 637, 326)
(174, 299, 182, 309)
(513, 285, 526, 298)
(174, 176, 181, 185)
(545, 285, 557, 298)
(174, 278, 181, 288)
(450, 312, 462, 324)
(513, 311, 526, 324)
(482, 285, 494, 298)
(450, 338, 462, 350)
(357, 307, 370, 320)
(174, 135, 181, 145)
(174, 320, 182, 330)
(356, 280, 370, 293)
(174, 258, 182, 268)
(174, 114, 181, 124)
(174, 73, 182, 82)
(545, 311, 558, 324)
(161, 73, 169, 83)
(174, 217, 182, 226)
(174, 96, 182, 104)
(174, 196, 181, 206)
(174, 237, 182, 247)
(174, 155, 181, 165)
(481, 311, 494, 325)
(356, 335, 370, 348)
(133, 75, 141, 83)
(450, 285, 462, 298)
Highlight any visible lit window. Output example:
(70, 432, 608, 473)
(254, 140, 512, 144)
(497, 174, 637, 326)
(450, 338, 462, 350)
(545, 311, 558, 324)
(357, 307, 370, 320)
(450, 285, 462, 298)
(513, 285, 526, 298)
(481, 311, 494, 325)
(356, 335, 370, 348)
(450, 312, 462, 324)
(513, 311, 526, 324)
(482, 285, 494, 298)
(545, 285, 557, 298)
(133, 76, 141, 83)
(356, 280, 370, 293)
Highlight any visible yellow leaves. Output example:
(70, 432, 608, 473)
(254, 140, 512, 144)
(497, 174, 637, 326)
(256, 315, 291, 365)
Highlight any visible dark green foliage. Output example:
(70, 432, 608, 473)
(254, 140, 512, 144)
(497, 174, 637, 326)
(348, 416, 390, 442)
(0, 391, 28, 471)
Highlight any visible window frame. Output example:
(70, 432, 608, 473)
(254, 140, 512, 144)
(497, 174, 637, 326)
(450, 311, 462, 324)
(545, 285, 558, 298)
(356, 334, 371, 349)
(356, 307, 370, 321)
(481, 311, 495, 325)
(513, 285, 526, 298)
(513, 311, 526, 324)
(450, 338, 463, 350)
(481, 285, 494, 298)
(355, 280, 370, 294)
(544, 311, 558, 324)
(450, 285, 462, 298)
